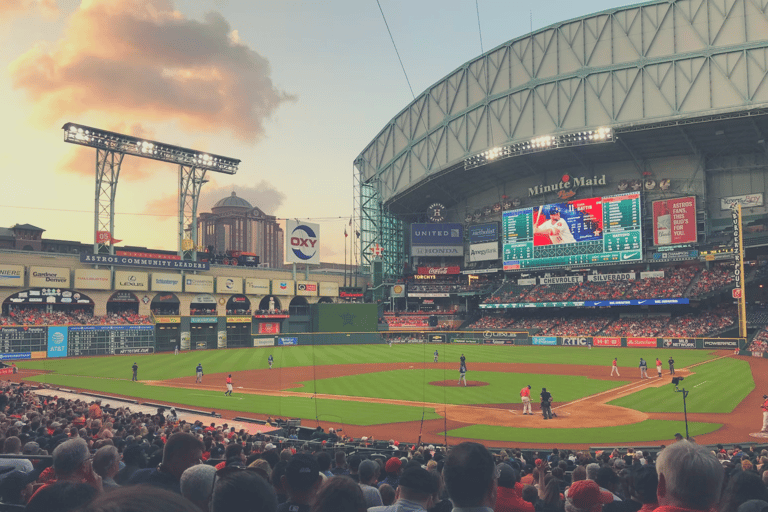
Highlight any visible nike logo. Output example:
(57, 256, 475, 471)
(622, 252, 639, 260)
(638, 300, 646, 304)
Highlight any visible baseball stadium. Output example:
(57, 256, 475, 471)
(4, 0, 768, 462)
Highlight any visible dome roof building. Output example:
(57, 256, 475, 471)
(198, 192, 284, 268)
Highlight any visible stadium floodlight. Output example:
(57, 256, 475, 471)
(464, 126, 615, 171)
(63, 122, 241, 259)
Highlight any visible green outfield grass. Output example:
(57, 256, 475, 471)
(13, 344, 738, 443)
(444, 419, 722, 444)
(608, 357, 753, 413)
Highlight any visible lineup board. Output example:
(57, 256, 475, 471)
(503, 193, 642, 270)
(68, 325, 154, 356)
(0, 327, 47, 354)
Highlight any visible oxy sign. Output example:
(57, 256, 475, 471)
(286, 220, 320, 264)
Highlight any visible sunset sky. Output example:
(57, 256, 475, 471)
(0, 0, 629, 263)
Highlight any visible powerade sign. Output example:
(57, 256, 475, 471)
(278, 337, 298, 346)
(469, 222, 498, 244)
(703, 339, 739, 348)
(286, 220, 320, 265)
(411, 224, 463, 246)
(47, 326, 68, 358)
(532, 336, 557, 345)
(0, 352, 31, 360)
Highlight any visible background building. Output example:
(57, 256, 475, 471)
(198, 192, 284, 268)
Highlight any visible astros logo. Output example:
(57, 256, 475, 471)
(290, 224, 318, 261)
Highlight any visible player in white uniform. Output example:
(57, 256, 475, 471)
(536, 207, 575, 244)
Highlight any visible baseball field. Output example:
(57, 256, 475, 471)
(13, 342, 764, 447)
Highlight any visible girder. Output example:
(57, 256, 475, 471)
(94, 149, 124, 254)
(178, 165, 207, 260)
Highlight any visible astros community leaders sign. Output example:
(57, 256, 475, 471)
(80, 253, 209, 270)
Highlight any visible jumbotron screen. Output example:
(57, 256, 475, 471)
(502, 192, 642, 269)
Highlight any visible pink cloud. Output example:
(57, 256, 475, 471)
(144, 181, 286, 219)
(0, 0, 57, 19)
(9, 0, 293, 140)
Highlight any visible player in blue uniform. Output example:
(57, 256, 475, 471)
(434, 349, 439, 363)
(268, 354, 274, 369)
(195, 363, 203, 383)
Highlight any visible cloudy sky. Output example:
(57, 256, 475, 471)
(0, 0, 631, 263)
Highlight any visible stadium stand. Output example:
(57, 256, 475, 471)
(0, 308, 150, 326)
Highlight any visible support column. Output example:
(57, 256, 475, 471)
(94, 149, 124, 255)
(179, 165, 207, 260)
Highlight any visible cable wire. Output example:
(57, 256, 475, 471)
(475, 0, 484, 54)
(375, 0, 415, 99)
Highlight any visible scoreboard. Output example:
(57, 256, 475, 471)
(503, 193, 642, 270)
(0, 327, 47, 355)
(68, 325, 154, 356)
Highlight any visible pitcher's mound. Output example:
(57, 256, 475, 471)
(429, 380, 488, 387)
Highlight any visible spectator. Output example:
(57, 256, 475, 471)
(127, 432, 204, 494)
(370, 466, 437, 512)
(719, 471, 768, 512)
(92, 445, 121, 490)
(78, 485, 198, 512)
(32, 438, 102, 499)
(347, 454, 362, 483)
(443, 442, 497, 511)
(331, 450, 349, 476)
(380, 456, 402, 490)
(379, 483, 396, 506)
(0, 469, 39, 505)
(358, 459, 383, 508)
(210, 467, 278, 512)
(115, 444, 146, 485)
(278, 453, 322, 512)
(25, 481, 99, 512)
(495, 463, 533, 512)
(311, 475, 367, 512)
(564, 480, 613, 512)
(180, 464, 217, 512)
(0, 436, 34, 473)
(655, 441, 722, 512)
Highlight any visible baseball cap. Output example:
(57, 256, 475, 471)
(0, 469, 38, 502)
(497, 463, 517, 489)
(550, 207, 560, 214)
(285, 453, 320, 492)
(22, 442, 40, 455)
(399, 466, 438, 495)
(385, 456, 402, 474)
(567, 480, 613, 512)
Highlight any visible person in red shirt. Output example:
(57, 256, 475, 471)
(224, 375, 233, 396)
(520, 385, 532, 415)
(495, 463, 533, 512)
(611, 358, 620, 377)
(761, 395, 768, 433)
(656, 358, 663, 378)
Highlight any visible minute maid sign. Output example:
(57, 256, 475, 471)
(528, 174, 606, 197)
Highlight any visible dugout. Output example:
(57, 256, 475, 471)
(155, 322, 180, 352)
(225, 316, 251, 347)
(189, 316, 218, 350)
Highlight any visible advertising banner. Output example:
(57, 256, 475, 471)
(272, 280, 295, 295)
(216, 277, 243, 295)
(318, 282, 339, 297)
(115, 347, 155, 355)
(259, 322, 281, 334)
(721, 193, 763, 210)
(411, 223, 463, 246)
(587, 273, 635, 282)
(185, 275, 214, 293)
(561, 336, 591, 346)
(391, 284, 405, 298)
(253, 338, 274, 347)
(469, 242, 499, 262)
(29, 267, 70, 288)
(662, 338, 696, 348)
(227, 316, 251, 323)
(114, 271, 148, 291)
(80, 253, 208, 271)
(190, 317, 217, 323)
(154, 316, 180, 323)
(191, 294, 216, 304)
(540, 276, 583, 285)
(47, 326, 68, 358)
(518, 278, 537, 286)
(479, 298, 689, 309)
(296, 281, 318, 296)
(278, 336, 298, 346)
(0, 368, 11, 375)
(245, 278, 270, 295)
(411, 246, 464, 257)
(0, 265, 24, 287)
(74, 269, 111, 290)
(703, 339, 739, 348)
(593, 337, 621, 347)
(652, 250, 699, 261)
(450, 338, 478, 344)
(417, 266, 461, 275)
(653, 196, 696, 246)
(640, 271, 665, 279)
(286, 220, 320, 265)
(151, 273, 182, 292)
(469, 222, 499, 244)
(0, 352, 31, 360)
(627, 337, 657, 347)
(532, 336, 557, 345)
(428, 334, 447, 343)
(484, 338, 515, 345)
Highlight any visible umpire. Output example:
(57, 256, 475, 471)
(540, 388, 553, 420)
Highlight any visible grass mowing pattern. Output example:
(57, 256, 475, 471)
(444, 420, 722, 444)
(608, 358, 753, 413)
(301, 370, 627, 405)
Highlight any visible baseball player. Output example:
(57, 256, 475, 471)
(195, 363, 203, 383)
(535, 207, 576, 244)
(268, 354, 274, 369)
(174, 343, 179, 355)
(639, 358, 648, 379)
(460, 354, 466, 367)
(668, 357, 675, 375)
(131, 362, 138, 382)
(224, 374, 233, 396)
(611, 358, 620, 376)
(434, 349, 439, 363)
(458, 360, 467, 387)
(656, 358, 663, 377)
(761, 395, 768, 433)
(520, 385, 532, 414)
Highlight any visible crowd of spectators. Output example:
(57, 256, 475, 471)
(0, 379, 762, 512)
(0, 308, 150, 327)
(542, 315, 613, 337)
(688, 264, 735, 297)
(622, 267, 699, 300)
(749, 326, 768, 353)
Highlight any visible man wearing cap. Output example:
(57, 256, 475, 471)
(520, 385, 532, 415)
(359, 459, 383, 508)
(495, 463, 533, 512)
(131, 362, 138, 381)
(536, 207, 575, 245)
(0, 469, 38, 505)
(370, 466, 437, 512)
(668, 357, 675, 375)
(761, 395, 768, 433)
(379, 457, 402, 490)
(565, 480, 613, 512)
(639, 358, 648, 379)
(540, 388, 553, 420)
(443, 442, 496, 512)
(196, 363, 204, 384)
(225, 374, 233, 396)
(655, 440, 722, 512)
(277, 453, 321, 512)
(611, 358, 620, 377)
(180, 464, 217, 512)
